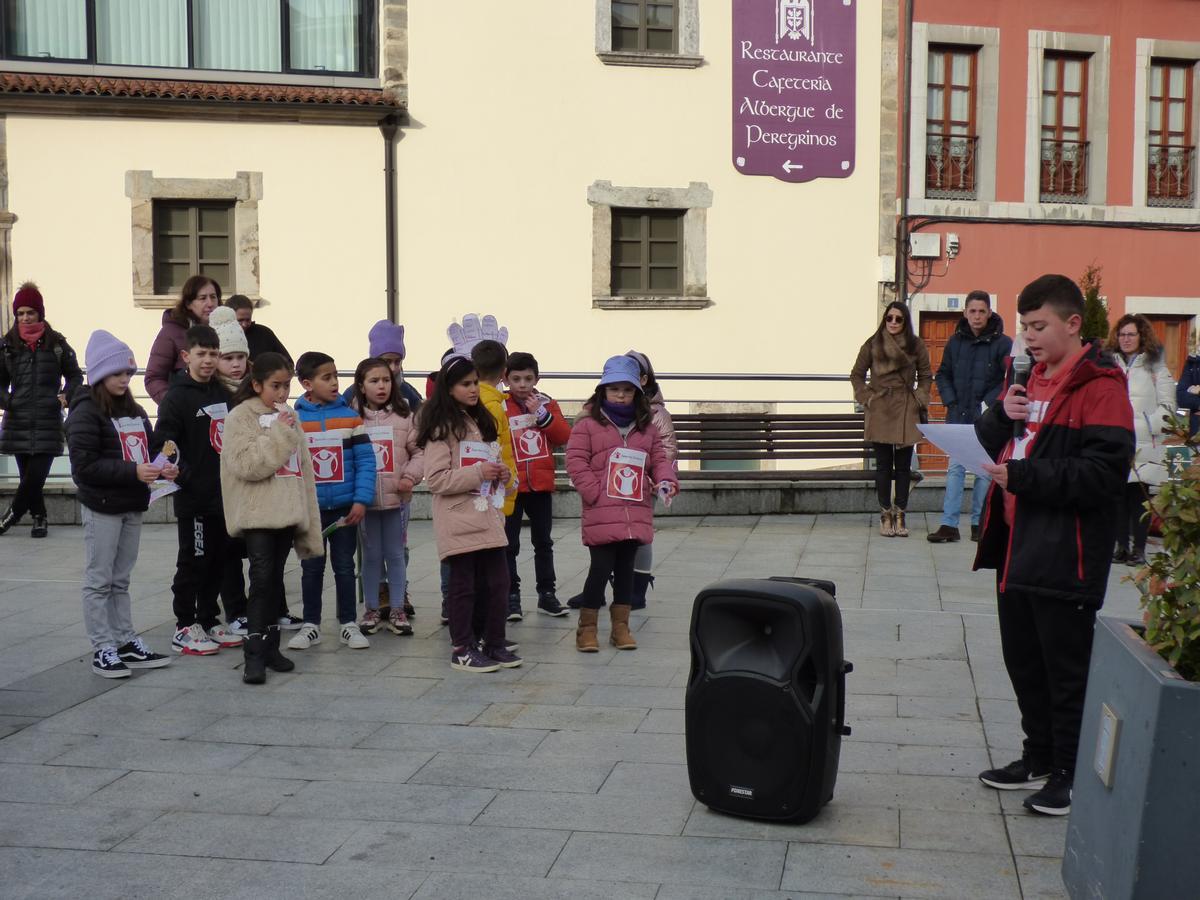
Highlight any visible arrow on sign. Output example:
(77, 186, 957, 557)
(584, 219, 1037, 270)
(782, 160, 804, 173)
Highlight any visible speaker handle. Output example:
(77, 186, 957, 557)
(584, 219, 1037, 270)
(837, 661, 853, 737)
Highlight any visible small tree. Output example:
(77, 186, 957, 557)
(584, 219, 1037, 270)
(1079, 263, 1109, 341)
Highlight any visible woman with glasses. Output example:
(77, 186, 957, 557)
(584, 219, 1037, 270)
(1103, 314, 1175, 565)
(851, 302, 932, 537)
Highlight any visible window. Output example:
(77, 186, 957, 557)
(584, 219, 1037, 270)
(0, 0, 372, 75)
(612, 209, 683, 295)
(595, 0, 700, 68)
(1040, 53, 1090, 202)
(925, 45, 978, 199)
(1148, 60, 1195, 207)
(612, 0, 676, 53)
(153, 201, 234, 296)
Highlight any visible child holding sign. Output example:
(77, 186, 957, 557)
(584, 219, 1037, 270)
(348, 357, 424, 636)
(66, 330, 177, 678)
(565, 356, 677, 652)
(416, 354, 519, 673)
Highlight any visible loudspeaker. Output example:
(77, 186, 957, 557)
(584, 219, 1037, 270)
(685, 577, 851, 823)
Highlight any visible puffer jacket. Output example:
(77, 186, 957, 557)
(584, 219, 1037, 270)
(294, 395, 376, 511)
(144, 311, 190, 404)
(479, 381, 517, 515)
(219, 397, 324, 560)
(1115, 351, 1175, 485)
(566, 413, 677, 547)
(150, 374, 231, 518)
(1178, 354, 1200, 436)
(647, 390, 678, 464)
(65, 390, 153, 515)
(424, 419, 515, 560)
(0, 323, 83, 456)
(502, 392, 571, 493)
(354, 403, 424, 509)
(934, 313, 1012, 424)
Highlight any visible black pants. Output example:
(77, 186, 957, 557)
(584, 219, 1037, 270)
(9, 453, 54, 520)
(997, 577, 1097, 774)
(1114, 481, 1150, 554)
(872, 443, 914, 509)
(447, 548, 509, 651)
(172, 513, 229, 630)
(244, 527, 293, 635)
(221, 536, 249, 623)
(583, 540, 638, 610)
(504, 491, 556, 595)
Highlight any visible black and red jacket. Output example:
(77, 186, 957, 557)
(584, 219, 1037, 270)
(973, 341, 1133, 608)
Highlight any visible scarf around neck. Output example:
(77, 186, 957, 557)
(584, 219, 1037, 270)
(18, 321, 45, 352)
(601, 400, 636, 427)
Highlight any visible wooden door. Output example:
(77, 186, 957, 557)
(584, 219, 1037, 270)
(1145, 315, 1192, 381)
(918, 312, 961, 472)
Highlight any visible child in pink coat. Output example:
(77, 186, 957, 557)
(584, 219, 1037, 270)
(565, 356, 678, 653)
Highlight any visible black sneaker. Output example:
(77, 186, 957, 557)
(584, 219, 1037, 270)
(978, 757, 1051, 791)
(483, 644, 523, 669)
(30, 515, 48, 538)
(537, 592, 568, 617)
(403, 591, 416, 618)
(117, 638, 171, 669)
(277, 613, 304, 631)
(566, 592, 585, 610)
(970, 524, 980, 542)
(1023, 770, 1073, 816)
(506, 593, 523, 622)
(1112, 546, 1130, 564)
(440, 598, 449, 625)
(92, 647, 131, 679)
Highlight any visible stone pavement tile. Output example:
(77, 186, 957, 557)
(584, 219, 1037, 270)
(833, 773, 1001, 813)
(0, 727, 96, 763)
(839, 742, 900, 775)
(656, 889, 880, 900)
(357, 722, 549, 756)
(231, 746, 435, 783)
(473, 702, 647, 732)
(0, 714, 38, 732)
(530, 729, 685, 765)
(844, 657, 899, 684)
(895, 660, 978, 697)
(899, 808, 1007, 854)
(86, 769, 308, 815)
(861, 590, 942, 611)
(51, 734, 260, 773)
(0, 800, 162, 851)
(0, 761, 126, 804)
(267, 648, 404, 675)
(31, 703, 221, 740)
(638, 708, 683, 733)
(895, 745, 992, 777)
(376, 654, 475, 679)
(1005, 814, 1068, 858)
(115, 809, 363, 863)
(193, 714, 385, 748)
(978, 698, 1020, 725)
(271, 672, 440, 699)
(516, 661, 682, 686)
(864, 574, 940, 594)
(313, 696, 490, 725)
(328, 821, 569, 876)
(575, 684, 685, 710)
(157, 686, 309, 718)
(683, 803, 899, 849)
(607, 647, 691, 667)
(79, 683, 186, 712)
(781, 842, 1021, 898)
(274, 780, 495, 824)
(475, 788, 694, 835)
(898, 695, 978, 721)
(598, 761, 690, 799)
(847, 716, 986, 748)
(550, 831, 787, 891)
(417, 680, 586, 706)
(411, 872, 657, 900)
(410, 751, 613, 793)
(843, 694, 896, 718)
(1015, 854, 1069, 899)
(0, 686, 97, 718)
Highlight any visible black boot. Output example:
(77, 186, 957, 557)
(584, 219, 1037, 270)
(629, 572, 654, 611)
(264, 626, 295, 673)
(566, 592, 585, 610)
(0, 507, 15, 536)
(242, 634, 267, 685)
(30, 515, 48, 538)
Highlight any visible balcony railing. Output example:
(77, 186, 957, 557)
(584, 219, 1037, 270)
(1147, 144, 1196, 208)
(1040, 138, 1089, 204)
(925, 134, 978, 200)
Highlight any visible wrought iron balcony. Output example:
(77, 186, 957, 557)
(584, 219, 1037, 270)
(1040, 138, 1089, 204)
(1147, 144, 1196, 208)
(925, 134, 978, 200)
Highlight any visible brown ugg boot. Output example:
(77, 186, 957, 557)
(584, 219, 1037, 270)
(610, 604, 637, 650)
(879, 507, 895, 537)
(576, 608, 599, 653)
(892, 506, 909, 537)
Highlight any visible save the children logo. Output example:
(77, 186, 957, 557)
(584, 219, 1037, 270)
(777, 0, 813, 44)
(112, 417, 149, 464)
(366, 425, 395, 475)
(202, 403, 228, 454)
(606, 447, 648, 502)
(306, 433, 344, 484)
(509, 413, 549, 463)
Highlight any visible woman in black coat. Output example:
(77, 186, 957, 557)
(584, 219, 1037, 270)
(0, 283, 83, 537)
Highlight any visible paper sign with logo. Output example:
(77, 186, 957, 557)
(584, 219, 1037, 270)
(366, 425, 395, 475)
(307, 432, 344, 484)
(112, 417, 149, 465)
(259, 413, 301, 477)
(201, 402, 229, 454)
(509, 414, 549, 463)
(607, 447, 648, 502)
(148, 441, 181, 505)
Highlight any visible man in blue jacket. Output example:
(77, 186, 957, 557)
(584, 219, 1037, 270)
(928, 291, 1012, 543)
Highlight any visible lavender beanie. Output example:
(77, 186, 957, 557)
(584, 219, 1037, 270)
(368, 320, 406, 359)
(85, 330, 137, 384)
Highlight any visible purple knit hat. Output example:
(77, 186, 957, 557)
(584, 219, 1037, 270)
(368, 320, 406, 358)
(85, 330, 137, 384)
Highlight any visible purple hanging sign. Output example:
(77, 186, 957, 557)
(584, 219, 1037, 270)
(732, 0, 857, 183)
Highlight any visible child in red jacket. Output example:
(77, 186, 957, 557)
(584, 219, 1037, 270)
(565, 356, 677, 653)
(503, 351, 572, 618)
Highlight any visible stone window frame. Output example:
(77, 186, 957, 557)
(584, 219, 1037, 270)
(588, 180, 711, 310)
(1131, 38, 1200, 216)
(125, 170, 262, 310)
(595, 0, 702, 69)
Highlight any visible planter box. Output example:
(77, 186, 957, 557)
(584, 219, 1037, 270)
(1063, 616, 1200, 899)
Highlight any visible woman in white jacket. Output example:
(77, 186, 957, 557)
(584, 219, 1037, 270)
(1106, 315, 1176, 565)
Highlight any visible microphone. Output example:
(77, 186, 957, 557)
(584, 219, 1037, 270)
(1012, 353, 1033, 439)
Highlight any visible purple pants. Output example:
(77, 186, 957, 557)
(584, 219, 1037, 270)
(446, 547, 509, 651)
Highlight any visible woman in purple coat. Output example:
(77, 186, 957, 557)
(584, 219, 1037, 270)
(144, 276, 220, 403)
(566, 356, 677, 654)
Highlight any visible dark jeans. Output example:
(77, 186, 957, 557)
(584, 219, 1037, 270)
(997, 577, 1097, 774)
(872, 442, 914, 509)
(301, 506, 357, 626)
(244, 527, 293, 635)
(446, 548, 509, 651)
(9, 453, 54, 520)
(505, 491, 556, 595)
(172, 513, 228, 630)
(1115, 481, 1150, 554)
(221, 535, 249, 623)
(583, 540, 638, 610)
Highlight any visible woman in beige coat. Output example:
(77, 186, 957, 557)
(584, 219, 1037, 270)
(850, 302, 933, 537)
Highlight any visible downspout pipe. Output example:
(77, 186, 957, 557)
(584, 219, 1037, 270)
(895, 0, 914, 303)
(379, 114, 400, 322)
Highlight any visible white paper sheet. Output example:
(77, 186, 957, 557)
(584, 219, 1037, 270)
(917, 423, 995, 478)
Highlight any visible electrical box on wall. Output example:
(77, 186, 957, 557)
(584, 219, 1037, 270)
(909, 233, 941, 258)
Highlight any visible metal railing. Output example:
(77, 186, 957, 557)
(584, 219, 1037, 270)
(925, 133, 979, 200)
(1040, 138, 1090, 203)
(1147, 144, 1196, 208)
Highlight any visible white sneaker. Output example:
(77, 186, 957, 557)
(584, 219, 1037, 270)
(287, 623, 321, 650)
(228, 617, 249, 636)
(340, 623, 369, 649)
(172, 623, 220, 656)
(207, 624, 243, 648)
